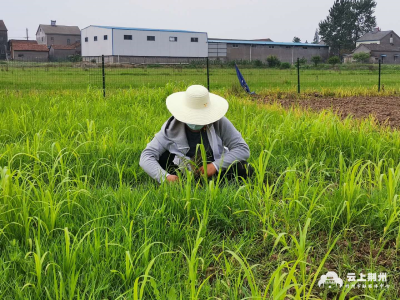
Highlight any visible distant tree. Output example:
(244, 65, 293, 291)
(293, 36, 301, 43)
(266, 55, 281, 67)
(353, 0, 377, 44)
(280, 62, 291, 69)
(299, 57, 307, 65)
(253, 59, 263, 67)
(305, 40, 309, 43)
(319, 0, 354, 56)
(312, 29, 320, 44)
(68, 54, 82, 62)
(295, 57, 308, 67)
(311, 55, 322, 66)
(319, 0, 377, 57)
(353, 52, 370, 63)
(328, 56, 341, 66)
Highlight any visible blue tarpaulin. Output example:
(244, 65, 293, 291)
(235, 64, 255, 95)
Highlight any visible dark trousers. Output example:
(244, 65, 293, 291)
(158, 151, 254, 180)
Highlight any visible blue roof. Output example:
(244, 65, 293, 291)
(83, 25, 207, 34)
(208, 39, 328, 47)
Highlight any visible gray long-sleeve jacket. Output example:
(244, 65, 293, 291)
(139, 116, 250, 183)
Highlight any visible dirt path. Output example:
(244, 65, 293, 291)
(261, 96, 400, 129)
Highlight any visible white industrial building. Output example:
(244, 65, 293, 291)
(81, 25, 208, 63)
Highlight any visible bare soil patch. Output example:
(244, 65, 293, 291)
(261, 96, 400, 129)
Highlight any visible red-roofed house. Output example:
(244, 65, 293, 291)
(9, 40, 49, 61)
(49, 42, 81, 60)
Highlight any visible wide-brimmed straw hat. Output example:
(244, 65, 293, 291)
(166, 85, 229, 125)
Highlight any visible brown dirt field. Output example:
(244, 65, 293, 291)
(261, 96, 400, 129)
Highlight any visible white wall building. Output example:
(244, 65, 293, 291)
(81, 25, 208, 63)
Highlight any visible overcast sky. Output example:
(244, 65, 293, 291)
(3, 0, 399, 42)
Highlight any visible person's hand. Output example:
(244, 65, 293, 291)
(198, 163, 217, 177)
(166, 175, 179, 182)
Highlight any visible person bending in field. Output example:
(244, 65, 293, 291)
(139, 85, 254, 183)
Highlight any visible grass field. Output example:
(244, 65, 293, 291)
(1, 84, 400, 299)
(1, 62, 400, 94)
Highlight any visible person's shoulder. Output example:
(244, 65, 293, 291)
(211, 117, 228, 135)
(154, 116, 173, 139)
(157, 116, 177, 133)
(158, 116, 173, 129)
(214, 116, 233, 128)
(157, 116, 185, 141)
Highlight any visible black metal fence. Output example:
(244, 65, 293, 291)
(0, 55, 398, 94)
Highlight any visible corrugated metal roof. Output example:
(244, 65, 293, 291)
(0, 20, 7, 31)
(85, 25, 207, 34)
(357, 30, 392, 42)
(208, 39, 327, 47)
(39, 24, 80, 35)
(210, 38, 273, 42)
(252, 38, 273, 41)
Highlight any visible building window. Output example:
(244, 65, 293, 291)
(191, 37, 199, 42)
(0, 49, 4, 54)
(269, 45, 274, 48)
(232, 44, 239, 48)
(303, 46, 308, 49)
(394, 55, 398, 62)
(85, 37, 88, 42)
(124, 35, 132, 40)
(147, 36, 155, 41)
(18, 54, 24, 57)
(41, 37, 43, 42)
(94, 36, 98, 41)
(0, 37, 3, 41)
(286, 46, 291, 48)
(251, 44, 257, 48)
(67, 39, 71, 45)
(104, 35, 108, 40)
(169, 36, 178, 42)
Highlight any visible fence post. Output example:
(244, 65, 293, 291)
(102, 55, 106, 97)
(378, 58, 381, 92)
(297, 58, 300, 94)
(207, 57, 210, 91)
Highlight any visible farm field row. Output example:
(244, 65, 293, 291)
(0, 85, 400, 298)
(1, 65, 400, 93)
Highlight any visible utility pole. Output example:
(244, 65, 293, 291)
(26, 28, 29, 40)
(249, 45, 252, 62)
(292, 47, 294, 65)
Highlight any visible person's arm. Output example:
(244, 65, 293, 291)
(213, 117, 250, 170)
(139, 137, 170, 183)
